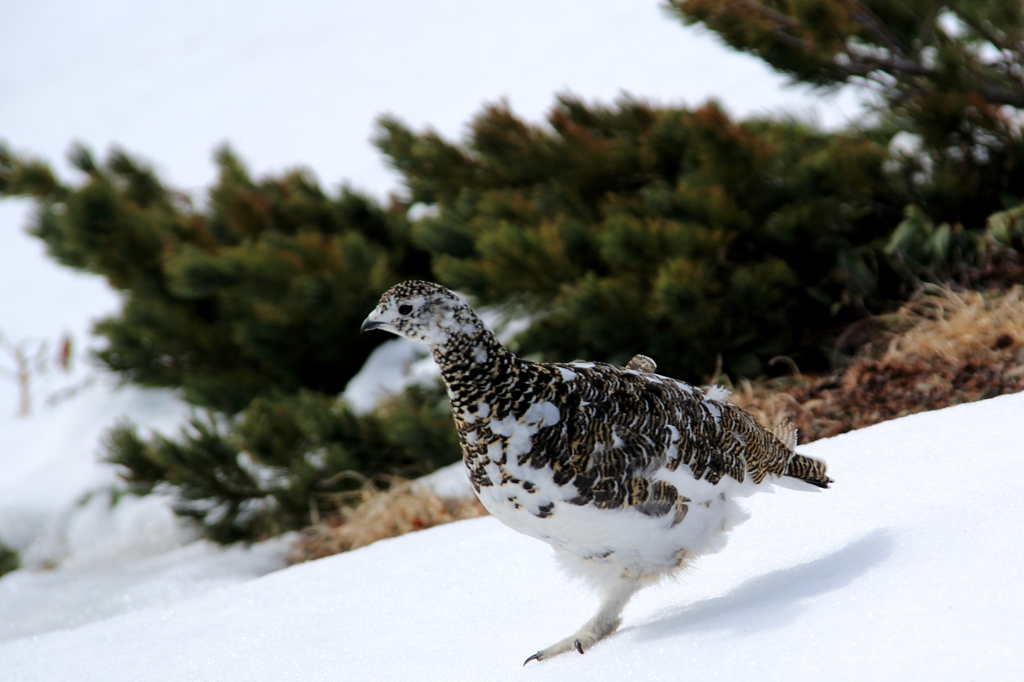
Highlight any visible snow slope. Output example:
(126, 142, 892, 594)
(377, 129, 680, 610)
(3, 393, 1021, 681)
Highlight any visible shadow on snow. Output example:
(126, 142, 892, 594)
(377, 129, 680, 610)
(630, 528, 894, 641)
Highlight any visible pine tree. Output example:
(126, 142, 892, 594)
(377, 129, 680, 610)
(377, 96, 906, 379)
(374, 2, 1024, 379)
(667, 0, 1024, 251)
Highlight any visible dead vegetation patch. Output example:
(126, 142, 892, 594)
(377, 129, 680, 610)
(288, 476, 486, 564)
(727, 286, 1024, 442)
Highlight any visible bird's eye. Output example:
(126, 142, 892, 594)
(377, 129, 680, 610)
(398, 304, 413, 316)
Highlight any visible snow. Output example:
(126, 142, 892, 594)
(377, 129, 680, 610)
(0, 530, 293, 643)
(342, 336, 437, 414)
(0, 379, 188, 566)
(417, 459, 475, 501)
(0, 373, 299, 642)
(2, 393, 1022, 680)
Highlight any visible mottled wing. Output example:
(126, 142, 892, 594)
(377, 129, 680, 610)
(546, 364, 724, 526)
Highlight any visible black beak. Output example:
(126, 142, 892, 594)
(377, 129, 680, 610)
(360, 318, 384, 333)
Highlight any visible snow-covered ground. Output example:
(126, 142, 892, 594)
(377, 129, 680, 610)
(3, 393, 1022, 681)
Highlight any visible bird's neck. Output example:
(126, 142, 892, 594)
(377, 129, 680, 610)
(432, 327, 519, 406)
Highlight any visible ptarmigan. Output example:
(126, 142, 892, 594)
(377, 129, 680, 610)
(361, 280, 831, 664)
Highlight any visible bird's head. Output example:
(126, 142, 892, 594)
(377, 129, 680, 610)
(360, 280, 484, 349)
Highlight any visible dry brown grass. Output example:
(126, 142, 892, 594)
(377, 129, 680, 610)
(288, 476, 487, 564)
(722, 285, 1024, 443)
(880, 285, 1024, 365)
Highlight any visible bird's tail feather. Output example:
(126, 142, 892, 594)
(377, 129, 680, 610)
(784, 453, 832, 489)
(772, 421, 832, 489)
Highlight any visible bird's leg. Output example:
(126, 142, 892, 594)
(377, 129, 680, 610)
(524, 578, 640, 665)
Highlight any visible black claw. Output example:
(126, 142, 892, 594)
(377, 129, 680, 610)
(574, 639, 584, 655)
(524, 652, 542, 666)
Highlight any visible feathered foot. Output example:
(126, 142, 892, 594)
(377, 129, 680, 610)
(523, 579, 639, 665)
